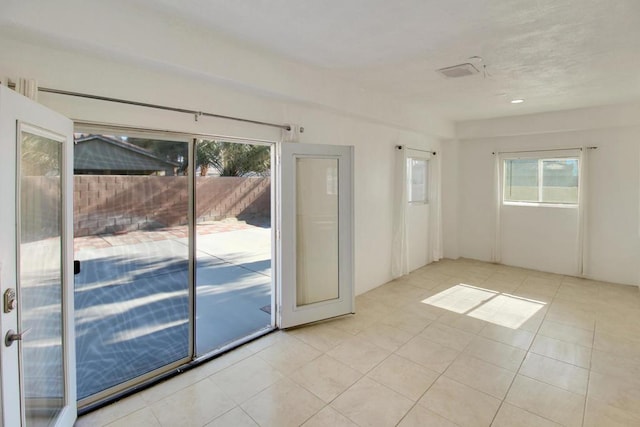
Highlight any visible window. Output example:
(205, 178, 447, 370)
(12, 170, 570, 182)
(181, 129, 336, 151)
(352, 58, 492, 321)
(407, 157, 428, 203)
(503, 157, 579, 205)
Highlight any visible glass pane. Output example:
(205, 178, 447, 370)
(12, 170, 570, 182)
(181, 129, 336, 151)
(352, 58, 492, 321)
(296, 158, 339, 306)
(407, 158, 428, 203)
(195, 140, 272, 355)
(73, 134, 189, 399)
(542, 159, 579, 204)
(19, 129, 64, 426)
(504, 159, 539, 202)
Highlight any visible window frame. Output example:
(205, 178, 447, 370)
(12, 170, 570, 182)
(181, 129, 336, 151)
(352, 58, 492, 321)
(502, 155, 580, 207)
(407, 156, 429, 204)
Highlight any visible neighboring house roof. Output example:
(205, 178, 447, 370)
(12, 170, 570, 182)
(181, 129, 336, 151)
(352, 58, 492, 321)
(74, 135, 180, 173)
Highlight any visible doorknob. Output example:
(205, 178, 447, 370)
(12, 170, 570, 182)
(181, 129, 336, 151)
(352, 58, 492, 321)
(4, 329, 30, 347)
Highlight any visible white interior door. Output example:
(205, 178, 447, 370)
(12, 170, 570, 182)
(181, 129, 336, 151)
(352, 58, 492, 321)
(278, 143, 354, 328)
(0, 86, 76, 427)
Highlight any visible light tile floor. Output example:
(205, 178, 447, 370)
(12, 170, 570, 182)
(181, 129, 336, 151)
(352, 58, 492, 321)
(75, 258, 640, 427)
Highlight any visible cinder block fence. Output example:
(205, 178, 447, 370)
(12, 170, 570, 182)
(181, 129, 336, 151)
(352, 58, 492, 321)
(63, 176, 269, 237)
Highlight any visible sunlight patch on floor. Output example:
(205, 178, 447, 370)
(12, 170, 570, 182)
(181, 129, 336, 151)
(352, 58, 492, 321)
(421, 284, 496, 313)
(422, 284, 546, 329)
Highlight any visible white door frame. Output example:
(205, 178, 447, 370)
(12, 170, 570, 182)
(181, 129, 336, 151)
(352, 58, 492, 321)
(277, 142, 354, 329)
(0, 86, 76, 427)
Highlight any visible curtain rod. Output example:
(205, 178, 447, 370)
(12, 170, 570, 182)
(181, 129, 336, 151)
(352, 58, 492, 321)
(492, 147, 597, 155)
(395, 145, 436, 155)
(7, 83, 292, 131)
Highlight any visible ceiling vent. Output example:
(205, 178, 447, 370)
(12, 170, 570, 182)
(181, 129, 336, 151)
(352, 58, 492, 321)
(437, 63, 480, 78)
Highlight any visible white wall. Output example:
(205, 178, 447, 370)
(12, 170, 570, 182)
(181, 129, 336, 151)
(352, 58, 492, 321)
(454, 104, 640, 285)
(500, 205, 578, 275)
(0, 18, 450, 295)
(441, 139, 460, 259)
(0, 0, 453, 139)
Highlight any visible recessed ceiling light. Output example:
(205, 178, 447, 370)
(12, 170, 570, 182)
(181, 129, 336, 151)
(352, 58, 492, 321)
(511, 99, 525, 104)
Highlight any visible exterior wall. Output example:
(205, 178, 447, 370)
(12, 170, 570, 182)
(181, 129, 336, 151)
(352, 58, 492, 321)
(195, 176, 270, 224)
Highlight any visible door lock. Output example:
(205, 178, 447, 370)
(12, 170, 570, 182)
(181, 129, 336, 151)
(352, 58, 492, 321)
(3, 289, 16, 313)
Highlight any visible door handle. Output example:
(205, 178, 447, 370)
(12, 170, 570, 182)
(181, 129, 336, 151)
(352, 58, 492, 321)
(4, 328, 31, 347)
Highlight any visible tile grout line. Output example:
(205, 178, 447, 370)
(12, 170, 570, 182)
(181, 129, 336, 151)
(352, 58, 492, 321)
(149, 406, 162, 427)
(391, 270, 508, 427)
(82, 262, 626, 427)
(391, 319, 453, 427)
(238, 404, 262, 427)
(395, 269, 519, 427)
(487, 276, 561, 426)
(283, 322, 405, 425)
(318, 298, 459, 426)
(322, 343, 397, 424)
(405, 267, 568, 424)
(581, 310, 597, 427)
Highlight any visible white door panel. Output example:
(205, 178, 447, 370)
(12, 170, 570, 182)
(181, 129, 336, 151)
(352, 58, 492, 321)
(0, 86, 76, 427)
(278, 143, 354, 328)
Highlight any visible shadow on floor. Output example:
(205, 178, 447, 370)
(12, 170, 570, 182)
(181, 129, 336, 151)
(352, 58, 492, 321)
(75, 229, 271, 399)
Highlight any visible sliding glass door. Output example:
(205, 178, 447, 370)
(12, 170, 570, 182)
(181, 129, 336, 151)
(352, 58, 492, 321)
(73, 133, 191, 403)
(72, 130, 275, 405)
(195, 140, 273, 355)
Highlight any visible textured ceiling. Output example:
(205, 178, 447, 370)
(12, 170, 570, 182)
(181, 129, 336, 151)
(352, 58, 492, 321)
(6, 0, 640, 121)
(132, 0, 640, 121)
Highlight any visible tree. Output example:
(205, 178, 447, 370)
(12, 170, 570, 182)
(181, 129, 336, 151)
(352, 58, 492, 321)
(126, 137, 187, 167)
(21, 133, 61, 176)
(111, 137, 270, 176)
(197, 141, 270, 177)
(196, 140, 222, 176)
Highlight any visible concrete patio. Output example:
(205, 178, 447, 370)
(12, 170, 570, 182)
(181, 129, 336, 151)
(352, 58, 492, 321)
(73, 222, 272, 399)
